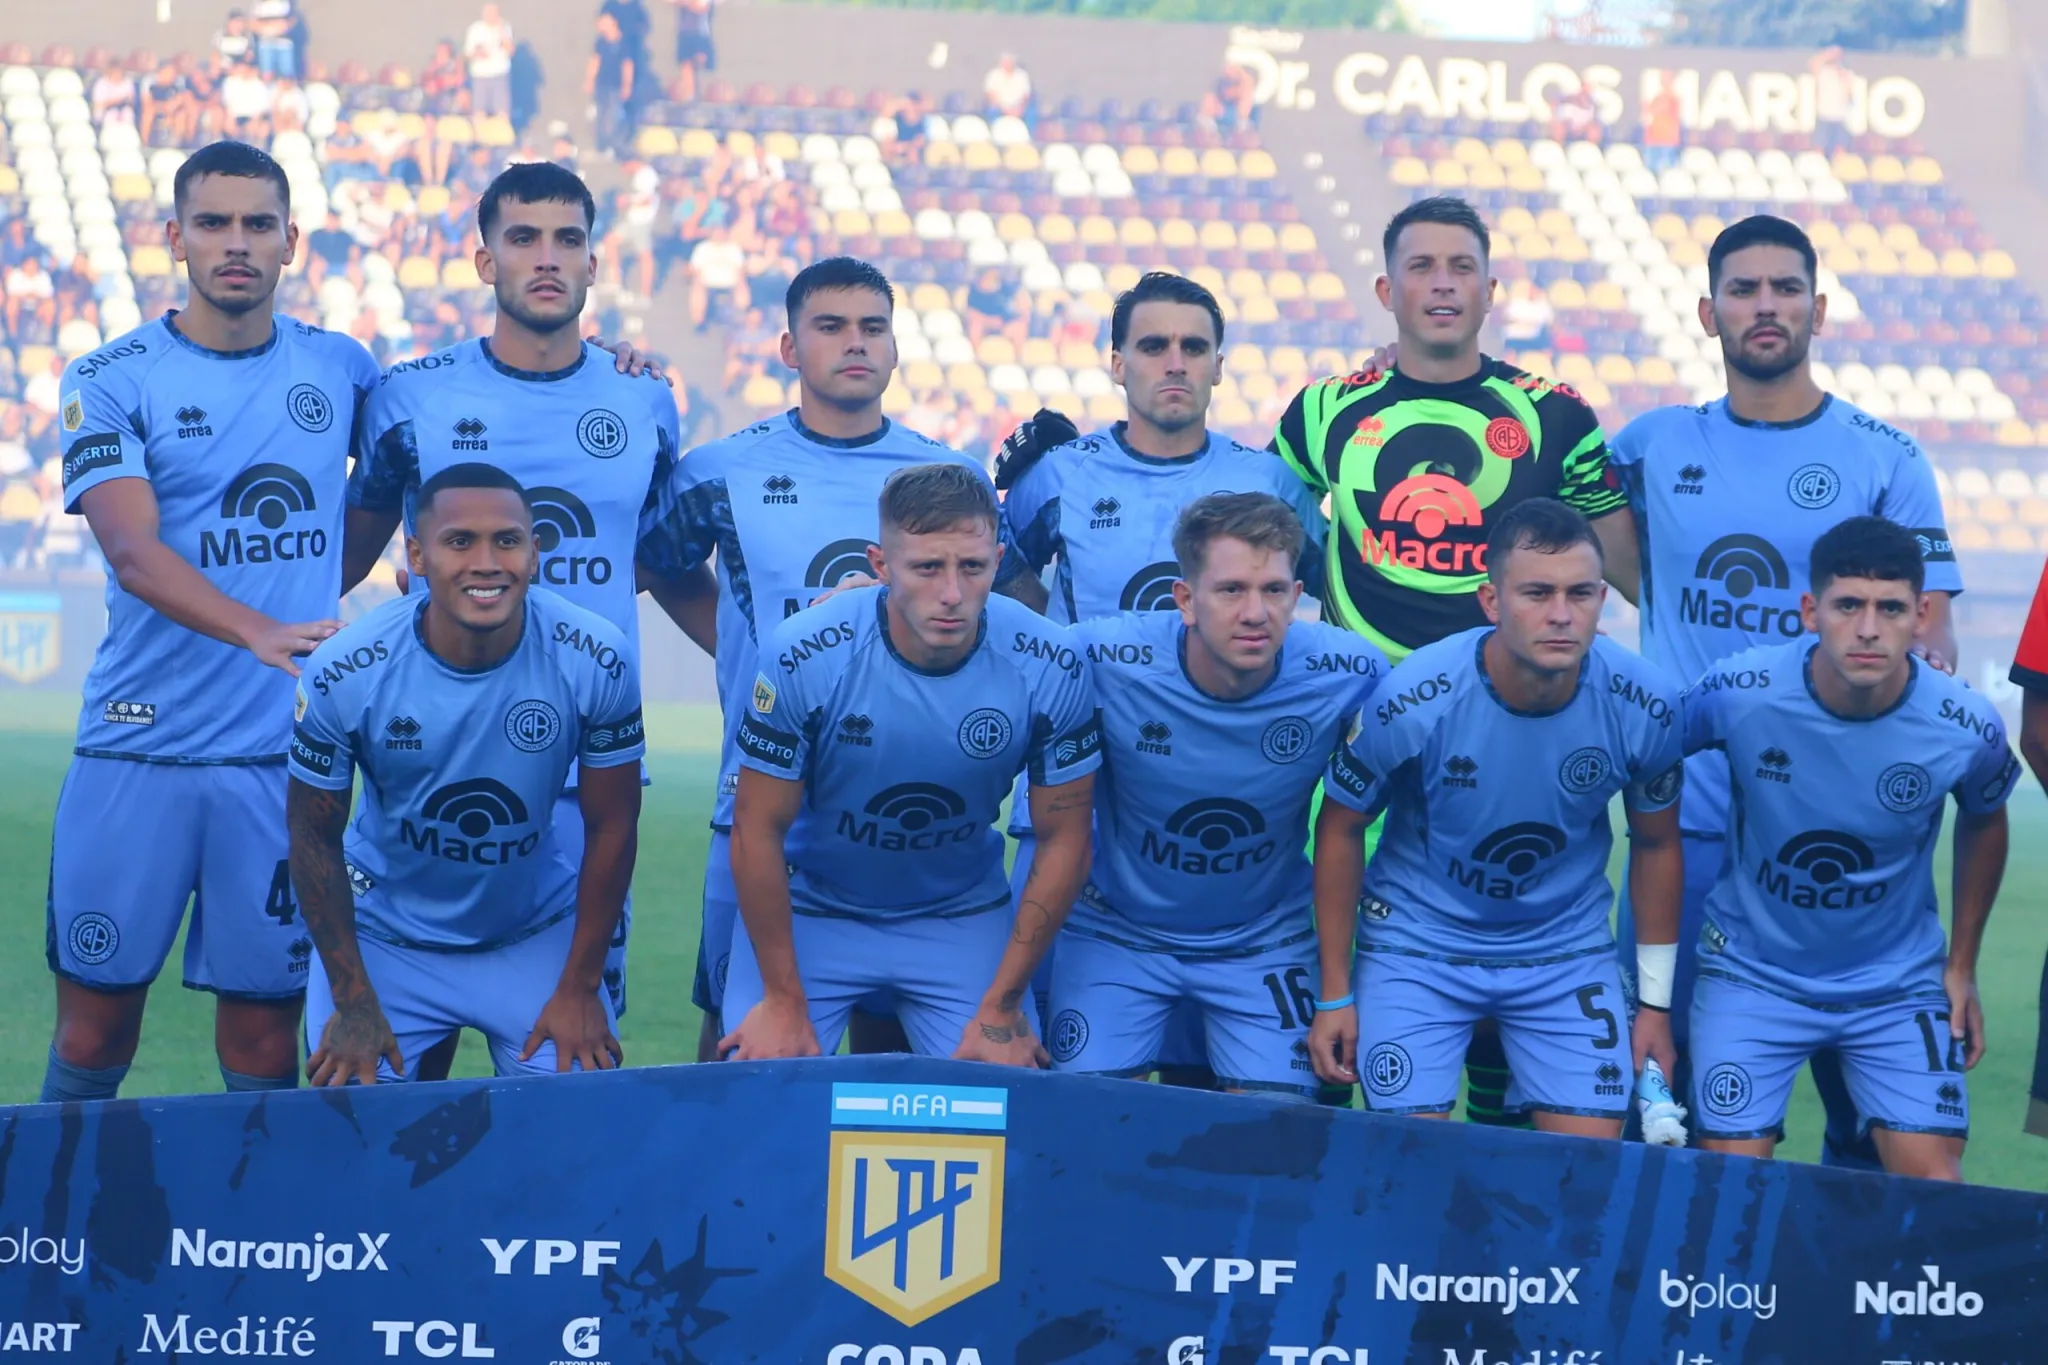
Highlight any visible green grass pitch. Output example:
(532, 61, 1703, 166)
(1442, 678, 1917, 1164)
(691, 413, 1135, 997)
(2, 692, 2043, 1191)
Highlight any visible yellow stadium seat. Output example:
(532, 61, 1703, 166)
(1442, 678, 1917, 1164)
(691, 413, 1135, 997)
(1306, 272, 1346, 302)
(1161, 147, 1199, 177)
(993, 144, 1037, 173)
(1547, 279, 1588, 308)
(1059, 342, 1099, 369)
(1079, 288, 1115, 318)
(1108, 262, 1146, 291)
(111, 172, 151, 202)
(1824, 247, 1862, 274)
(1515, 234, 1553, 261)
(1982, 250, 2017, 279)
(1556, 353, 1597, 384)
(1466, 163, 1507, 190)
(1079, 216, 1117, 247)
(1020, 338, 1059, 368)
(1577, 378, 1613, 408)
(1499, 207, 1537, 236)
(947, 362, 988, 393)
(1239, 222, 1277, 253)
(977, 336, 1017, 366)
(1515, 351, 1555, 378)
(1902, 248, 1938, 277)
(1278, 223, 1317, 256)
(1941, 249, 1979, 278)
(1861, 244, 1901, 274)
(415, 184, 450, 216)
(1506, 166, 1545, 193)
(398, 256, 439, 290)
(1586, 281, 1626, 312)
(1267, 271, 1305, 302)
(963, 142, 1001, 170)
(1201, 149, 1238, 178)
(1430, 160, 1469, 188)
(441, 257, 481, 288)
(1038, 214, 1076, 245)
(1669, 240, 1707, 268)
(1690, 214, 1725, 243)
(1832, 153, 1869, 183)
(727, 131, 757, 156)
(1978, 496, 2012, 524)
(2032, 419, 2048, 446)
(1844, 222, 1882, 250)
(1199, 220, 1237, 251)
(2022, 498, 2048, 527)
(1536, 209, 1574, 238)
(1239, 296, 1280, 325)
(742, 373, 785, 408)
(1881, 223, 1919, 253)
(924, 140, 961, 166)
(16, 347, 56, 380)
(1232, 343, 1268, 373)
(392, 113, 428, 141)
(1804, 219, 1842, 249)
(1240, 149, 1276, 179)
(997, 212, 1035, 243)
(1637, 356, 1678, 386)
(1045, 391, 1086, 422)
(764, 132, 801, 161)
(881, 383, 913, 415)
(904, 359, 945, 390)
(1228, 268, 1267, 300)
(1156, 218, 1194, 248)
(473, 115, 513, 147)
(833, 208, 873, 236)
(1122, 217, 1161, 247)
(1390, 157, 1429, 187)
(1238, 372, 1278, 403)
(910, 283, 951, 313)
(679, 128, 719, 158)
(634, 127, 678, 157)
(1907, 155, 1944, 184)
(1998, 524, 2036, 552)
(433, 115, 475, 144)
(1869, 154, 1906, 184)
(1651, 214, 1688, 243)
(1491, 235, 1518, 260)
(1122, 146, 1160, 175)
(1086, 392, 1124, 424)
(1552, 235, 1589, 263)
(1309, 347, 1349, 374)
(1596, 355, 1635, 385)
(1491, 139, 1529, 165)
(1953, 522, 1993, 549)
(1452, 137, 1490, 166)
(130, 244, 172, 276)
(1267, 346, 1307, 378)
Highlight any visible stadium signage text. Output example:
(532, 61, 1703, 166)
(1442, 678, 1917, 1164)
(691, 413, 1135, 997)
(170, 1229, 388, 1282)
(1164, 1256, 1297, 1294)
(136, 1315, 315, 1357)
(0, 1323, 80, 1353)
(1853, 1266, 1985, 1317)
(0, 1230, 83, 1276)
(1659, 1269, 1778, 1319)
(1375, 1262, 1581, 1313)
(826, 1348, 984, 1364)
(479, 1238, 620, 1276)
(371, 1322, 498, 1357)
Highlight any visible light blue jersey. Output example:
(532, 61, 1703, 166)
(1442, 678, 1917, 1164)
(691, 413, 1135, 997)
(1608, 396, 1962, 837)
(287, 589, 645, 951)
(735, 586, 1099, 920)
(59, 312, 377, 762)
(638, 411, 1021, 828)
(1069, 611, 1384, 954)
(1682, 640, 2018, 1006)
(1002, 424, 1328, 623)
(347, 338, 681, 657)
(1326, 630, 1686, 964)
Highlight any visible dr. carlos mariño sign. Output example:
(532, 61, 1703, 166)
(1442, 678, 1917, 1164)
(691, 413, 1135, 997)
(1223, 28, 1928, 140)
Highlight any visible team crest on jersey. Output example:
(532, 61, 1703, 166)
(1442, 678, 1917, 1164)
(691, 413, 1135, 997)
(1259, 716, 1313, 764)
(1876, 761, 1933, 813)
(504, 699, 561, 753)
(959, 708, 1013, 759)
(1484, 417, 1530, 459)
(752, 674, 777, 714)
(825, 1083, 1006, 1326)
(61, 391, 82, 432)
(1786, 463, 1840, 509)
(1558, 746, 1612, 794)
(286, 383, 333, 433)
(577, 408, 627, 458)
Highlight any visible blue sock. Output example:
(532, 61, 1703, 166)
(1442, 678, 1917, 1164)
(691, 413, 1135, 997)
(38, 1047, 130, 1104)
(220, 1065, 298, 1093)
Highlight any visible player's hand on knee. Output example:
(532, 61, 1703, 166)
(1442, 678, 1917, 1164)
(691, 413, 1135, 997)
(249, 618, 343, 677)
(1307, 1005, 1357, 1087)
(1944, 965, 1986, 1069)
(1630, 1004, 1677, 1082)
(308, 1000, 403, 1086)
(954, 1005, 1048, 1068)
(523, 986, 625, 1073)
(720, 994, 821, 1060)
(810, 572, 878, 607)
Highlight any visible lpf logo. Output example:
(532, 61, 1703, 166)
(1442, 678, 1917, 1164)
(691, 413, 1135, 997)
(825, 1083, 1007, 1326)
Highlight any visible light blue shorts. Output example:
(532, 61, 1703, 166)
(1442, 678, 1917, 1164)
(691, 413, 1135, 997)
(47, 756, 309, 998)
(304, 913, 614, 1082)
(1046, 931, 1319, 1096)
(1353, 949, 1633, 1119)
(692, 828, 737, 1014)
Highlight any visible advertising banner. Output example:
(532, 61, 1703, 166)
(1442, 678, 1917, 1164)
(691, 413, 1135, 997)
(0, 1057, 2042, 1363)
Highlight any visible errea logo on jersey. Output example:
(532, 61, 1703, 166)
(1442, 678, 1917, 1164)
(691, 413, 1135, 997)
(1364, 475, 1485, 572)
(202, 465, 327, 568)
(452, 417, 490, 450)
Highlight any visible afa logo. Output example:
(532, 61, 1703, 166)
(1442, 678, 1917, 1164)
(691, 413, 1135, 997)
(1119, 561, 1182, 613)
(1702, 1063, 1751, 1117)
(826, 1083, 1007, 1326)
(1558, 746, 1612, 794)
(1364, 475, 1485, 573)
(1787, 462, 1840, 509)
(529, 487, 613, 586)
(203, 464, 326, 568)
(576, 408, 627, 459)
(1363, 1041, 1411, 1098)
(1047, 1010, 1089, 1063)
(1260, 716, 1314, 764)
(286, 383, 332, 433)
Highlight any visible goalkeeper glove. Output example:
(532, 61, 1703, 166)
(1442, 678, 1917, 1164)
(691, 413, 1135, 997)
(993, 407, 1081, 491)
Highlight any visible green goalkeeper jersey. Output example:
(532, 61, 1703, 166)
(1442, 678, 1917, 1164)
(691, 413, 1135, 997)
(1270, 357, 1625, 661)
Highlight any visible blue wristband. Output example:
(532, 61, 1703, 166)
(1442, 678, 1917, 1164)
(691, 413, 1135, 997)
(1313, 994, 1354, 1012)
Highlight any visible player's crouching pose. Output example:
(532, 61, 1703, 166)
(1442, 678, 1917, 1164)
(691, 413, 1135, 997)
(287, 465, 646, 1083)
(1048, 492, 1383, 1095)
(721, 463, 1100, 1064)
(1683, 517, 2016, 1180)
(1308, 499, 1686, 1137)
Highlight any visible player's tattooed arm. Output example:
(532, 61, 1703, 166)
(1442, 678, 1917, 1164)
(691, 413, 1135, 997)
(287, 778, 403, 1085)
(994, 570, 1051, 614)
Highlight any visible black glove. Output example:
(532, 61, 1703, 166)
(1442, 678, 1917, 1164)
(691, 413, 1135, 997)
(993, 407, 1081, 491)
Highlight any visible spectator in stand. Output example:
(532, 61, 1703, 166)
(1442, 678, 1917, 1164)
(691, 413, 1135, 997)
(761, 182, 806, 240)
(1643, 72, 1682, 174)
(722, 305, 782, 393)
(984, 53, 1033, 127)
(22, 355, 62, 444)
(587, 11, 636, 161)
(0, 221, 32, 272)
(307, 209, 355, 272)
(1050, 295, 1100, 350)
(884, 91, 928, 166)
(421, 40, 468, 114)
(214, 9, 254, 67)
(3, 256, 53, 337)
(253, 0, 300, 78)
(509, 37, 545, 134)
(219, 57, 273, 141)
(1217, 60, 1256, 133)
(451, 144, 501, 199)
(608, 162, 662, 302)
(964, 265, 1027, 350)
(744, 234, 802, 314)
(1811, 46, 1856, 152)
(270, 74, 309, 135)
(90, 59, 139, 128)
(141, 59, 198, 146)
(547, 118, 582, 172)
(668, 0, 715, 103)
(654, 174, 709, 289)
(686, 224, 748, 330)
(321, 116, 380, 186)
(465, 3, 515, 119)
(1501, 278, 1555, 352)
(1550, 83, 1600, 145)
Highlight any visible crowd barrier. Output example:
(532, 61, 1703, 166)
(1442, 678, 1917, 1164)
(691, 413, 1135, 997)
(0, 1056, 2042, 1363)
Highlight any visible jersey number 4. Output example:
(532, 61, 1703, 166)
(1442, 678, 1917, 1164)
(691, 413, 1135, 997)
(265, 860, 297, 926)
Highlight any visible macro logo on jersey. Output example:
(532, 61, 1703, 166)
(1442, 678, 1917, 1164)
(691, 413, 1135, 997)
(402, 778, 538, 864)
(1876, 761, 1934, 813)
(577, 408, 627, 459)
(68, 912, 119, 966)
(1786, 462, 1840, 509)
(286, 383, 333, 433)
(1119, 561, 1181, 612)
(1142, 798, 1275, 876)
(789, 539, 880, 618)
(1759, 830, 1885, 908)
(839, 783, 977, 851)
(1363, 474, 1486, 572)
(1557, 747, 1612, 794)
(826, 1082, 1006, 1327)
(174, 405, 213, 438)
(202, 464, 326, 568)
(957, 708, 1013, 759)
(528, 486, 614, 586)
(1684, 535, 1802, 636)
(1451, 822, 1568, 899)
(451, 417, 489, 450)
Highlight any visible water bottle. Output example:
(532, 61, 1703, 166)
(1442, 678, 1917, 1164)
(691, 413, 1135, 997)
(1637, 1057, 1689, 1148)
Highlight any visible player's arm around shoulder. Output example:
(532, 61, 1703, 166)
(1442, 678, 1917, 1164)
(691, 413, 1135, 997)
(1677, 642, 1777, 757)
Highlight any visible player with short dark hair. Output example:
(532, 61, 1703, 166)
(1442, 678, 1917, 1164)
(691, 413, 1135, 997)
(342, 161, 692, 1056)
(1307, 499, 1684, 1138)
(718, 463, 1098, 1064)
(289, 465, 645, 1084)
(40, 139, 378, 1106)
(637, 257, 1034, 1060)
(1604, 212, 1964, 1168)
(1682, 516, 2014, 1180)
(1048, 493, 1384, 1094)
